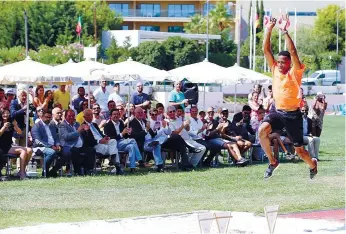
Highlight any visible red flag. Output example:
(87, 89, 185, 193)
(76, 16, 82, 36)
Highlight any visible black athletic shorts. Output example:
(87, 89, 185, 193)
(263, 107, 304, 147)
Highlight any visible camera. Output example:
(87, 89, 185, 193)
(243, 112, 251, 123)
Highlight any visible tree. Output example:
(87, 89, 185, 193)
(184, 2, 233, 35)
(162, 37, 202, 70)
(104, 38, 123, 64)
(131, 41, 167, 69)
(75, 1, 122, 46)
(183, 14, 206, 34)
(314, 5, 345, 52)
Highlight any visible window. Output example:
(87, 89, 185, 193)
(139, 4, 161, 17)
(109, 4, 129, 16)
(140, 26, 160, 31)
(168, 4, 195, 17)
(122, 25, 129, 30)
(203, 4, 232, 16)
(168, 26, 184, 33)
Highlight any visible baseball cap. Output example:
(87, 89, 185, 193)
(221, 108, 228, 113)
(6, 89, 15, 95)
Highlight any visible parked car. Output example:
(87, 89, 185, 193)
(301, 70, 341, 86)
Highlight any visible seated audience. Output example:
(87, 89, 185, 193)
(204, 107, 249, 166)
(220, 108, 252, 154)
(199, 110, 206, 124)
(31, 111, 62, 177)
(248, 91, 263, 120)
(0, 108, 32, 179)
(262, 85, 274, 114)
(76, 100, 89, 124)
(104, 108, 144, 173)
(166, 106, 206, 168)
(302, 105, 320, 160)
(81, 109, 123, 175)
(230, 105, 255, 143)
(103, 100, 116, 120)
(59, 110, 95, 176)
(248, 84, 265, 104)
(92, 103, 107, 130)
(155, 103, 165, 121)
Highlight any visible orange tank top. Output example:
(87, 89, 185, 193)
(271, 63, 305, 111)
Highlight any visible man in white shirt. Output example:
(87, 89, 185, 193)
(108, 83, 124, 103)
(93, 79, 110, 116)
(167, 106, 206, 167)
(81, 109, 123, 175)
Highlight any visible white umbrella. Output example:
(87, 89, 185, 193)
(0, 56, 54, 147)
(105, 57, 170, 81)
(0, 56, 52, 84)
(52, 58, 108, 79)
(169, 59, 234, 109)
(225, 64, 271, 113)
(168, 58, 232, 84)
(226, 63, 272, 84)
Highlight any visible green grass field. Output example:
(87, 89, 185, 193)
(0, 116, 344, 229)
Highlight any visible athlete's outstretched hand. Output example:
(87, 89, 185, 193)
(267, 17, 276, 30)
(278, 14, 290, 31)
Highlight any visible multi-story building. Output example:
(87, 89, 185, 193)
(107, 0, 236, 33)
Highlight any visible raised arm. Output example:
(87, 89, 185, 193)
(263, 17, 276, 69)
(279, 14, 301, 70)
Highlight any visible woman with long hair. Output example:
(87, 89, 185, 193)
(44, 90, 54, 112)
(0, 108, 32, 179)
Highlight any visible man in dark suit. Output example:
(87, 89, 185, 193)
(81, 109, 123, 175)
(104, 108, 144, 172)
(31, 111, 61, 177)
(128, 107, 148, 151)
(10, 90, 28, 147)
(59, 110, 95, 175)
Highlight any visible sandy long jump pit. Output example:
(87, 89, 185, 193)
(1, 211, 344, 234)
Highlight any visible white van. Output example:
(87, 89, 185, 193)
(301, 70, 341, 86)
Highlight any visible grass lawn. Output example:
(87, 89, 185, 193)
(0, 116, 344, 229)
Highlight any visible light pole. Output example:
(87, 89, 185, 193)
(336, 7, 344, 54)
(206, 0, 209, 60)
(228, 2, 242, 65)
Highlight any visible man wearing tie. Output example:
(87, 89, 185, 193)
(59, 110, 95, 175)
(104, 108, 144, 173)
(81, 109, 123, 175)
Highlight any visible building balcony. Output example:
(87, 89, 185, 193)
(119, 9, 204, 22)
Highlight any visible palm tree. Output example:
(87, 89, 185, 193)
(209, 2, 234, 34)
(184, 14, 206, 34)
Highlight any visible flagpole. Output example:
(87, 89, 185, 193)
(279, 8, 282, 52)
(284, 8, 288, 50)
(263, 8, 267, 73)
(249, 6, 253, 69)
(24, 10, 28, 57)
(294, 8, 297, 46)
(252, 6, 256, 71)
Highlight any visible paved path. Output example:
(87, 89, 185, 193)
(280, 208, 345, 223)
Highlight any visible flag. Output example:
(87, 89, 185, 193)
(255, 14, 260, 28)
(76, 16, 82, 36)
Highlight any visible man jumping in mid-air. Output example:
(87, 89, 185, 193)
(259, 14, 318, 179)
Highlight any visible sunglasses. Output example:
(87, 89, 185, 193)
(168, 110, 176, 113)
(151, 113, 157, 116)
(93, 107, 100, 110)
(83, 103, 88, 106)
